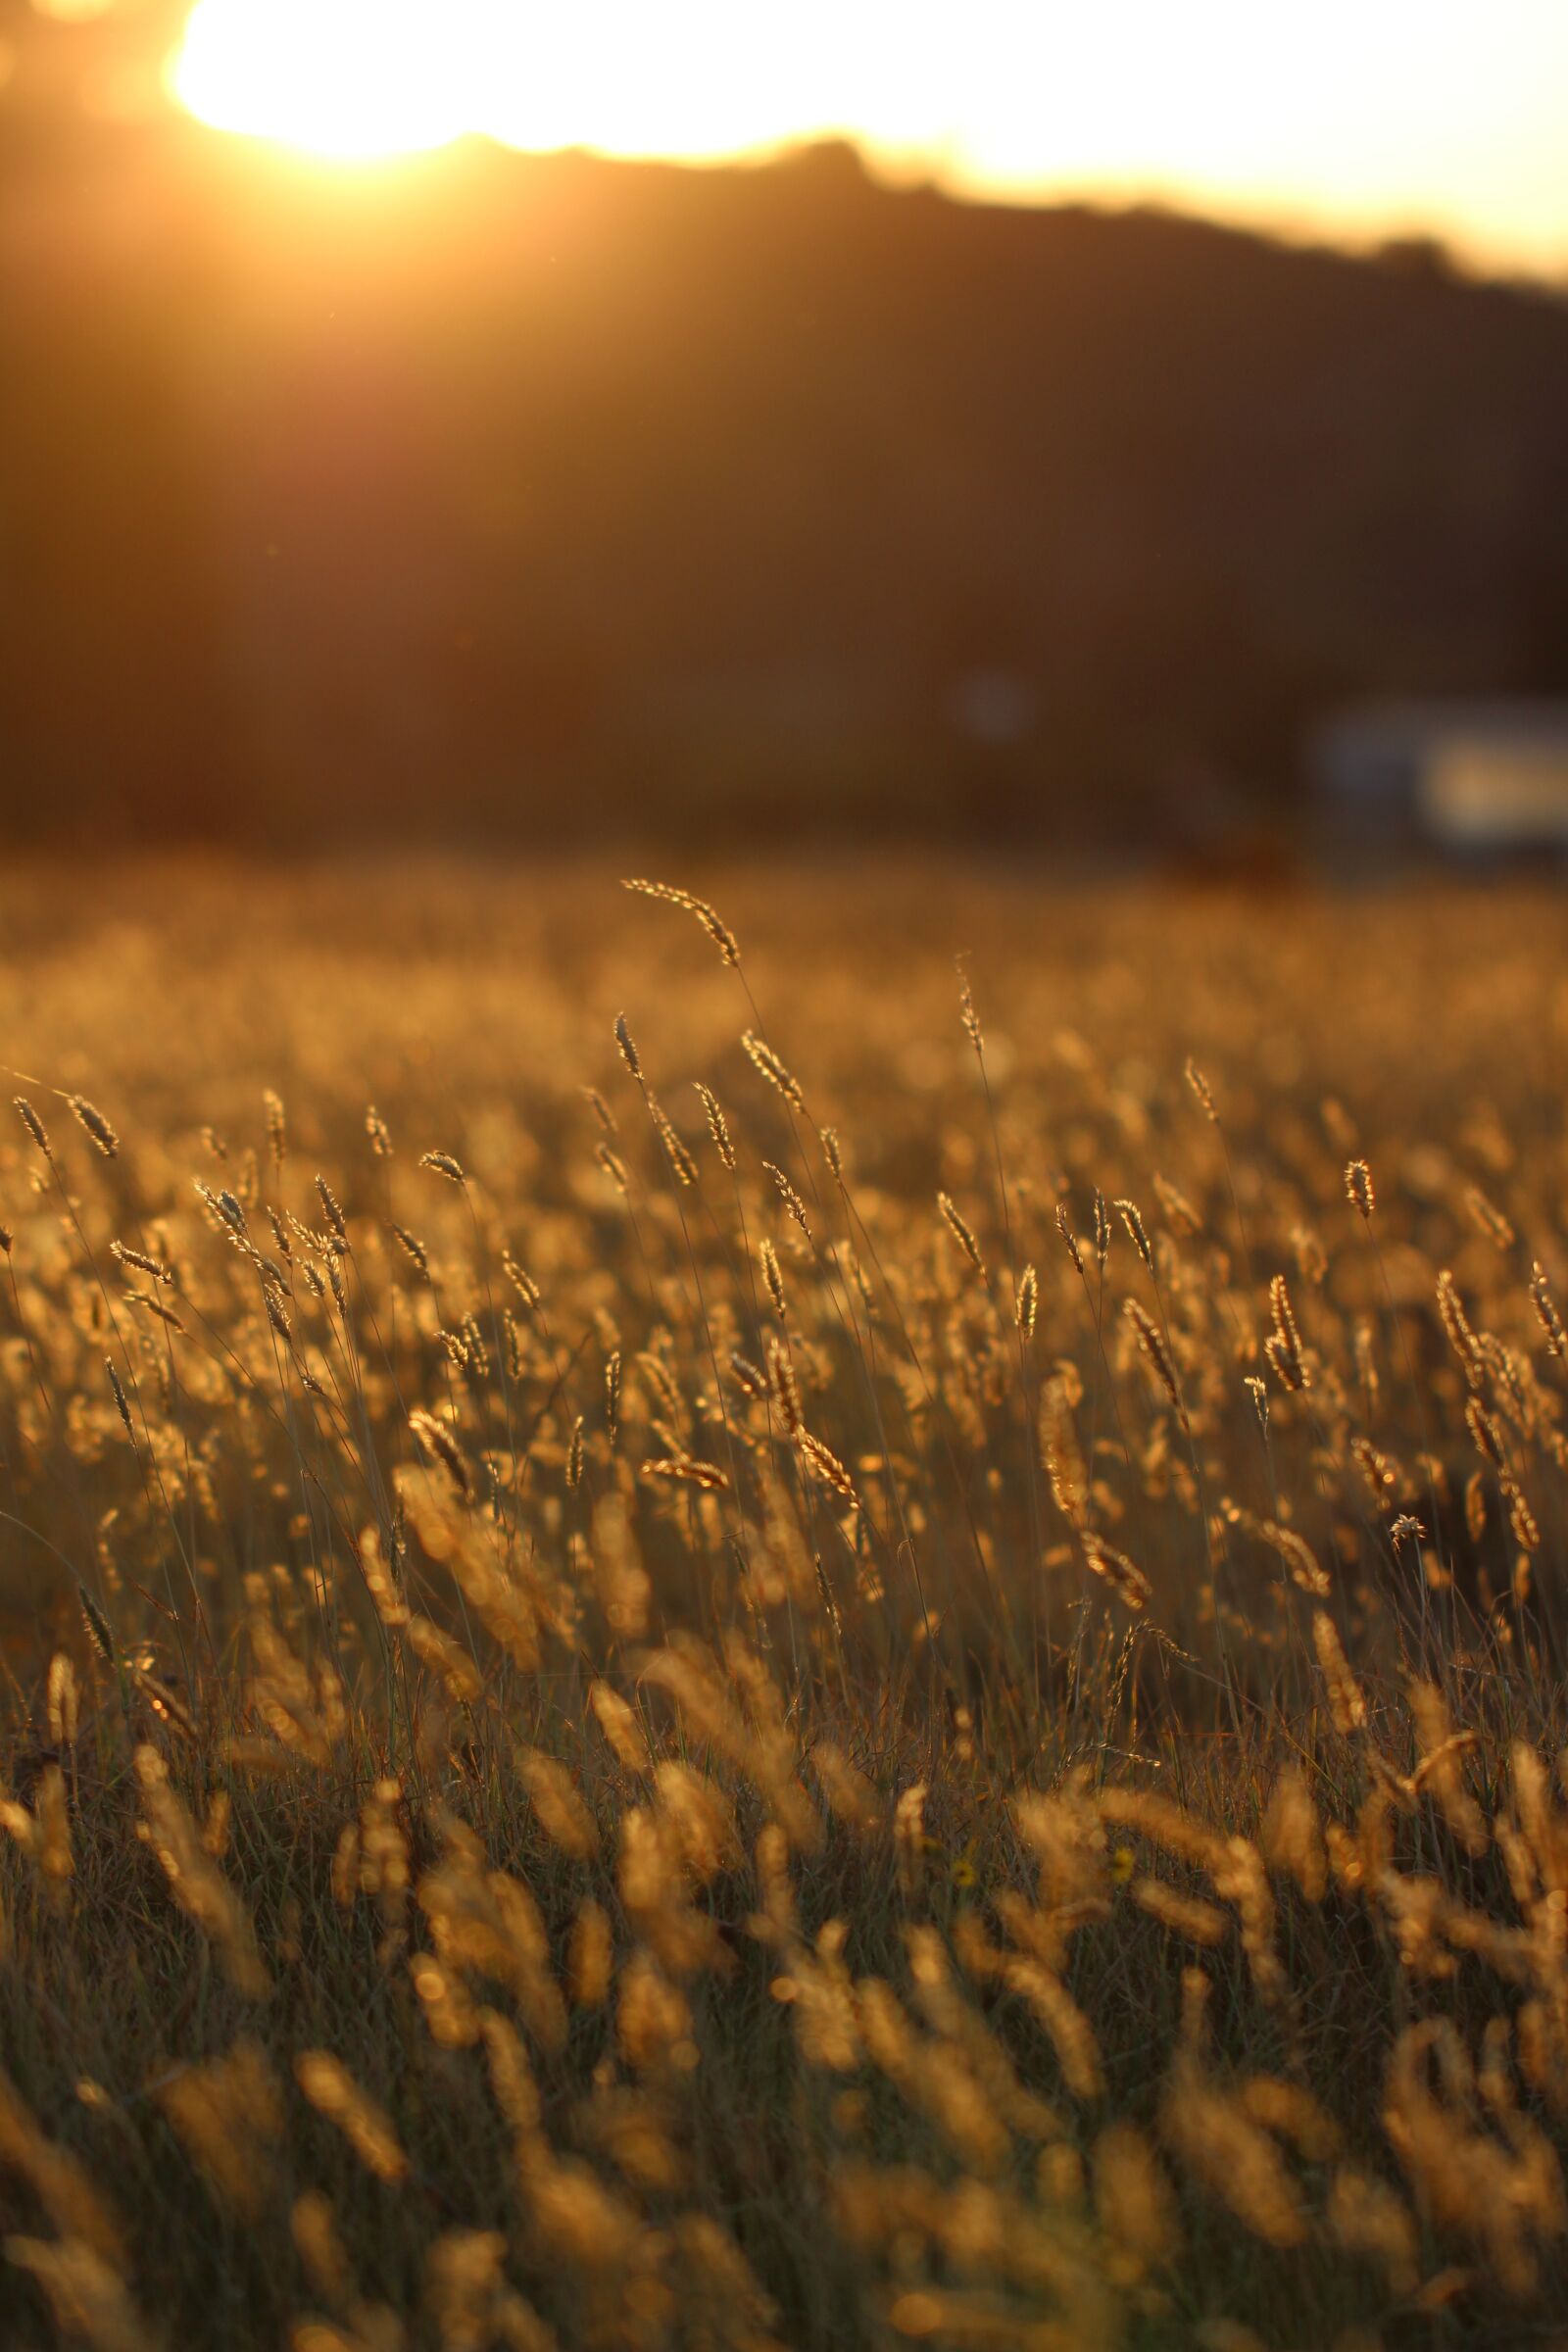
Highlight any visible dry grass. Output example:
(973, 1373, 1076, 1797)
(2, 856, 1568, 2351)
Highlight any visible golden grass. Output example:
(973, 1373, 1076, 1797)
(1, 856, 1568, 2350)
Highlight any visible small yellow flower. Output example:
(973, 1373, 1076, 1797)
(1109, 1844, 1137, 1886)
(951, 1856, 978, 1891)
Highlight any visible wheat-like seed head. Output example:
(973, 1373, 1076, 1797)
(742, 1031, 805, 1111)
(937, 1192, 985, 1278)
(1265, 1273, 1309, 1392)
(1312, 1611, 1367, 1735)
(767, 1336, 802, 1435)
(613, 1011, 643, 1080)
(641, 1455, 729, 1491)
(760, 1238, 788, 1321)
(798, 1430, 858, 1507)
(1345, 1158, 1375, 1218)
(1436, 1270, 1484, 1389)
(112, 1241, 173, 1287)
(650, 1096, 698, 1186)
(410, 1407, 472, 1501)
(14, 1096, 53, 1160)
(956, 964, 983, 1056)
(419, 1150, 466, 1185)
(1082, 1532, 1151, 1611)
(294, 2052, 407, 2181)
(694, 1083, 737, 1171)
(1185, 1057, 1218, 1120)
(68, 1096, 120, 1158)
(763, 1162, 811, 1238)
(1529, 1261, 1565, 1356)
(1124, 1298, 1184, 1420)
(1114, 1199, 1154, 1276)
(621, 876, 741, 967)
(105, 1358, 134, 1442)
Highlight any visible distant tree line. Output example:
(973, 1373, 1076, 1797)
(2, 71, 1567, 849)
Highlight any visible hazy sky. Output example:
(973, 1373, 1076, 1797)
(172, 0, 1568, 275)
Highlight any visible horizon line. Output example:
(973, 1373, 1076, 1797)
(140, 110, 1568, 292)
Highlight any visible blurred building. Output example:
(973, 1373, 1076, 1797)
(1312, 701, 1568, 858)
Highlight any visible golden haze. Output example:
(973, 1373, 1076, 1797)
(167, 0, 1568, 275)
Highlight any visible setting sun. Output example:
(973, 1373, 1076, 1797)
(172, 0, 474, 157)
(165, 0, 1568, 272)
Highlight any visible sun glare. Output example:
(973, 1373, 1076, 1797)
(167, 0, 1568, 272)
(169, 0, 837, 163)
(172, 0, 473, 158)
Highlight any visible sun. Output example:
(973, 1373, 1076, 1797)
(169, 0, 796, 163)
(170, 0, 477, 159)
(168, 0, 883, 169)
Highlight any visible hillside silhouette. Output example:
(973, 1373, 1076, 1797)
(3, 104, 1568, 848)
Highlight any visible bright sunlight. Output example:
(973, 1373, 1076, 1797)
(169, 0, 1568, 272)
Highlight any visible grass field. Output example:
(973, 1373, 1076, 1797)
(3, 858, 1568, 2351)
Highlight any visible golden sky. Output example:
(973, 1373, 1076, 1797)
(171, 0, 1568, 275)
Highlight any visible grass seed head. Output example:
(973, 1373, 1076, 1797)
(742, 1030, 805, 1111)
(622, 876, 741, 967)
(67, 1096, 119, 1158)
(419, 1149, 466, 1184)
(14, 1096, 53, 1160)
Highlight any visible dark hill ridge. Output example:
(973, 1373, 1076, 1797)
(3, 123, 1566, 844)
